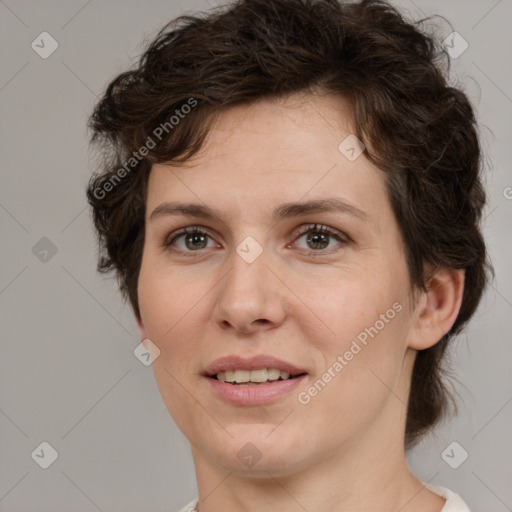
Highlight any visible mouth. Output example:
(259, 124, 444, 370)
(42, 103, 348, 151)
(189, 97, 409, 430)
(202, 355, 308, 404)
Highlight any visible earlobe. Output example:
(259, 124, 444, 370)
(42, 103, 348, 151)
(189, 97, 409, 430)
(408, 267, 465, 350)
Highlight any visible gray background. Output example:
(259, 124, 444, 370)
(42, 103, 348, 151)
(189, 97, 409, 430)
(0, 0, 511, 511)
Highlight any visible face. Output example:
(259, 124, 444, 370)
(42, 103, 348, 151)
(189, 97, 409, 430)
(137, 92, 420, 476)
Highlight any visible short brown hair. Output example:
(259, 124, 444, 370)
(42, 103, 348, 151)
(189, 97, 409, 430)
(87, 0, 492, 448)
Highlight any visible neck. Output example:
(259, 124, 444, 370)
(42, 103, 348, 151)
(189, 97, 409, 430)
(190, 404, 444, 512)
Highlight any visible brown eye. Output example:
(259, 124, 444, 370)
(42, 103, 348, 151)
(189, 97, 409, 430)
(165, 227, 217, 253)
(306, 231, 330, 250)
(184, 232, 208, 250)
(293, 224, 348, 254)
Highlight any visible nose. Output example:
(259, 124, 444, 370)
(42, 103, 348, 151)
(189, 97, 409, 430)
(212, 246, 288, 335)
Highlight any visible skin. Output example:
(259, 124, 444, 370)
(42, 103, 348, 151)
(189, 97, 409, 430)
(136, 91, 465, 512)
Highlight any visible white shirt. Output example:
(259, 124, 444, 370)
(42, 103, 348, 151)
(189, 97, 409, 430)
(423, 482, 472, 512)
(176, 482, 471, 512)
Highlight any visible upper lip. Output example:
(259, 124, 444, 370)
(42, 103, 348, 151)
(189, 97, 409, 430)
(203, 355, 308, 377)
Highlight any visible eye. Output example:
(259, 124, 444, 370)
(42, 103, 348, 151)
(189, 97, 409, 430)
(291, 223, 348, 255)
(163, 223, 349, 257)
(164, 226, 218, 254)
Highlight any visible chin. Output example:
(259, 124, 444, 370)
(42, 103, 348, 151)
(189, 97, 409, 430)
(204, 430, 314, 477)
(218, 451, 308, 478)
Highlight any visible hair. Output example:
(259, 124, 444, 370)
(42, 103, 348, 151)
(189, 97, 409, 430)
(86, 0, 492, 448)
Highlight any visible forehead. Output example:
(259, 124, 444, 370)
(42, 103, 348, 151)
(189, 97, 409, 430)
(146, 93, 391, 230)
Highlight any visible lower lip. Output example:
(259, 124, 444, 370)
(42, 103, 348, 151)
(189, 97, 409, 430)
(204, 375, 307, 406)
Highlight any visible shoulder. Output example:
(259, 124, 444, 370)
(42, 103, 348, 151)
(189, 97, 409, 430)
(423, 481, 472, 512)
(176, 498, 198, 512)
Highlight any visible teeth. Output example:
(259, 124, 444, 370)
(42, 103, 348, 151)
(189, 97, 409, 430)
(216, 368, 294, 384)
(267, 368, 281, 380)
(249, 369, 268, 382)
(234, 369, 250, 383)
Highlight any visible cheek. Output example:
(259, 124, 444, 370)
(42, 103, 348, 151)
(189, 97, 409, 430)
(137, 264, 208, 423)
(137, 260, 217, 397)
(138, 260, 204, 340)
(292, 262, 406, 346)
(294, 269, 409, 404)
(295, 303, 408, 443)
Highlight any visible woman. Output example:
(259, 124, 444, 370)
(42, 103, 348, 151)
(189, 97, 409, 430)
(87, 0, 491, 510)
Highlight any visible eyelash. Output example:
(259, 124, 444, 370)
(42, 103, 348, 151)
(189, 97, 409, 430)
(163, 223, 349, 258)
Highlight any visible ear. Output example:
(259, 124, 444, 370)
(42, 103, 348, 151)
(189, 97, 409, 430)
(408, 267, 465, 350)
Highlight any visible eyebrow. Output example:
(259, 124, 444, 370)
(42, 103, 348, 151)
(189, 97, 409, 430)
(150, 197, 370, 224)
